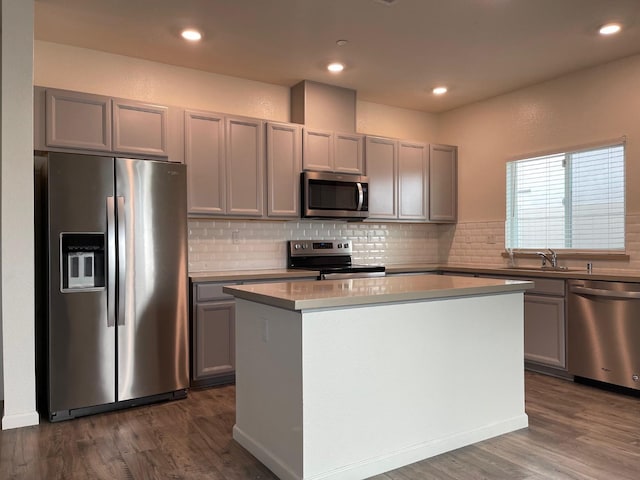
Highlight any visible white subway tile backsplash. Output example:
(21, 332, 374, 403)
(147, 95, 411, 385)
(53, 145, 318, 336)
(188, 219, 443, 272)
(188, 215, 640, 273)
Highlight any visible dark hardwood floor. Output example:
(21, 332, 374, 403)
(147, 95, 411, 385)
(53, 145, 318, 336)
(1, 372, 639, 479)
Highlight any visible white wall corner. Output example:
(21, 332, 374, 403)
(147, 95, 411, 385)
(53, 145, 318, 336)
(1, 0, 39, 428)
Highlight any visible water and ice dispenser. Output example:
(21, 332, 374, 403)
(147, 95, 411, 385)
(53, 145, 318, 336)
(60, 233, 105, 291)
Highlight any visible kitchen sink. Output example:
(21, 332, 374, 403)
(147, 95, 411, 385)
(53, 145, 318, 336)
(504, 265, 581, 272)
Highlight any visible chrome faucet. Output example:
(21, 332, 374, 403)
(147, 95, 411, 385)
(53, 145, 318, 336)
(536, 249, 557, 267)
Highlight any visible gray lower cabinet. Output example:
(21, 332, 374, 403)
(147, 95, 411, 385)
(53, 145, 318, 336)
(190, 275, 317, 388)
(524, 294, 566, 368)
(442, 272, 567, 375)
(35, 87, 170, 159)
(522, 278, 566, 371)
(191, 281, 239, 388)
(429, 144, 457, 222)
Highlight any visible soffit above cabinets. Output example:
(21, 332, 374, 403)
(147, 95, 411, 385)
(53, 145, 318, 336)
(34, 0, 640, 113)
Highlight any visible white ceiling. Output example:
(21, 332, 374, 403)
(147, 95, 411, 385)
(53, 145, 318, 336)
(34, 0, 640, 113)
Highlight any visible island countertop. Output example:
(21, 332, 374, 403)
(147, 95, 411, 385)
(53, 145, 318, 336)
(223, 274, 533, 310)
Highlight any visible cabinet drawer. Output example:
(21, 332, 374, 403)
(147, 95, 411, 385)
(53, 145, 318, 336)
(196, 282, 239, 302)
(477, 274, 565, 296)
(525, 278, 565, 296)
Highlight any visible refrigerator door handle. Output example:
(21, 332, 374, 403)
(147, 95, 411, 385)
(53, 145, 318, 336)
(116, 196, 127, 326)
(106, 196, 117, 327)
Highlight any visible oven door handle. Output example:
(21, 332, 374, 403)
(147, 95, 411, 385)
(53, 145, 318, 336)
(570, 285, 640, 300)
(321, 271, 386, 280)
(356, 182, 364, 211)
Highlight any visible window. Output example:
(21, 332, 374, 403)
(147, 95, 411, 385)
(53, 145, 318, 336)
(506, 142, 625, 251)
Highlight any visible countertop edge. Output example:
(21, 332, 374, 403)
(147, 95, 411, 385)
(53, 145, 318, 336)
(189, 269, 319, 282)
(224, 279, 533, 311)
(386, 263, 640, 282)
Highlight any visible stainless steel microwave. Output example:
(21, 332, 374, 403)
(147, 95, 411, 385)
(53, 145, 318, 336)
(301, 171, 369, 220)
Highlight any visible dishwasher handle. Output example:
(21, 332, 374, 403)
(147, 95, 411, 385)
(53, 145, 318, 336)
(570, 284, 640, 300)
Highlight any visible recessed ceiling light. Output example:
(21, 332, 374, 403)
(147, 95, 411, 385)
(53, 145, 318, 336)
(599, 23, 622, 35)
(327, 62, 345, 73)
(433, 86, 448, 95)
(181, 29, 202, 41)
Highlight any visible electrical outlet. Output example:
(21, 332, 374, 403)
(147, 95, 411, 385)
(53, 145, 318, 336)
(487, 234, 496, 244)
(232, 230, 240, 244)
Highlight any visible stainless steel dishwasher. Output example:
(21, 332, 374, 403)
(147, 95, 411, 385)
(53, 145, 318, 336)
(568, 279, 640, 390)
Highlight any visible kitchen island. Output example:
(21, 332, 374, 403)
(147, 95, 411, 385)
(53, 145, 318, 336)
(224, 275, 532, 480)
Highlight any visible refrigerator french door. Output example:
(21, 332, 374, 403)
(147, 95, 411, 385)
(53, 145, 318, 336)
(41, 152, 189, 421)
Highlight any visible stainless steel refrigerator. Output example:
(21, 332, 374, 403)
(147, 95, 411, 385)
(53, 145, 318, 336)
(36, 152, 189, 421)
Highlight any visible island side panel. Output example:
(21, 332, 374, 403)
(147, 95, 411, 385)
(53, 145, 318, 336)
(232, 299, 304, 480)
(301, 292, 528, 479)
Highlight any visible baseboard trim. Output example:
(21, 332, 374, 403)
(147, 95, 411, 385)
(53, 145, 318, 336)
(2, 410, 40, 430)
(234, 414, 529, 480)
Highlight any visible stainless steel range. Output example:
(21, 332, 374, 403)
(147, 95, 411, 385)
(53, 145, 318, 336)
(287, 239, 385, 280)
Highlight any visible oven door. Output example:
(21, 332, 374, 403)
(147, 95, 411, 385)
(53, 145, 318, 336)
(302, 171, 369, 219)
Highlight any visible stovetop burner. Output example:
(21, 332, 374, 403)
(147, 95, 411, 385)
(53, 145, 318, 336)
(287, 239, 385, 278)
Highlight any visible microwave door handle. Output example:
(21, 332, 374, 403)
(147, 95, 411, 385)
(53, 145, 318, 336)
(356, 182, 364, 211)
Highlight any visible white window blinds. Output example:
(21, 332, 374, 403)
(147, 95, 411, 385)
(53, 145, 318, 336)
(506, 143, 625, 250)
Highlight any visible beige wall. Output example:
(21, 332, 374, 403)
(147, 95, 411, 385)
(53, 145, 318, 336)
(438, 53, 640, 222)
(34, 41, 440, 143)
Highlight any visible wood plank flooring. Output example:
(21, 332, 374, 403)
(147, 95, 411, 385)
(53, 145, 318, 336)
(1, 372, 639, 479)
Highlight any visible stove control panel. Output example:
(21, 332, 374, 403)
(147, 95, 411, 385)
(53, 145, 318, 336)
(289, 239, 352, 256)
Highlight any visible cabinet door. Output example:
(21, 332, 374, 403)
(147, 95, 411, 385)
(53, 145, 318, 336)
(334, 132, 364, 174)
(524, 294, 566, 368)
(429, 144, 457, 222)
(45, 89, 112, 152)
(266, 122, 302, 218)
(226, 116, 265, 216)
(302, 128, 334, 171)
(398, 141, 428, 220)
(365, 136, 398, 219)
(193, 301, 236, 380)
(184, 110, 226, 215)
(113, 99, 168, 157)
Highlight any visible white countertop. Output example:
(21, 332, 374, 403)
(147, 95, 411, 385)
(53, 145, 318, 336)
(223, 274, 532, 310)
(190, 263, 640, 284)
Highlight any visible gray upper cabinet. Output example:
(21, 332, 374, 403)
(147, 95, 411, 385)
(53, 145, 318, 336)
(398, 140, 428, 221)
(302, 128, 364, 174)
(302, 128, 333, 171)
(44, 89, 112, 152)
(334, 132, 364, 174)
(185, 111, 265, 217)
(225, 116, 265, 217)
(38, 87, 170, 159)
(113, 99, 168, 157)
(184, 110, 226, 215)
(266, 121, 302, 218)
(365, 136, 398, 219)
(429, 144, 458, 222)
